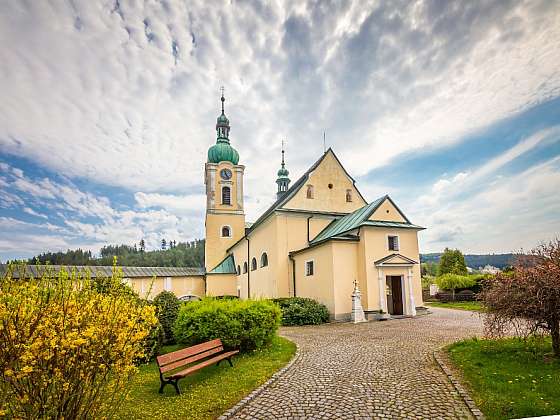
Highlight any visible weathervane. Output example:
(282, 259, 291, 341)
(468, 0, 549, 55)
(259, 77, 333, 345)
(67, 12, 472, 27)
(220, 86, 225, 114)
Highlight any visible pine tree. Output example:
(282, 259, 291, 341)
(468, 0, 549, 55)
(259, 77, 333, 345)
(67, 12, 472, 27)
(161, 239, 167, 250)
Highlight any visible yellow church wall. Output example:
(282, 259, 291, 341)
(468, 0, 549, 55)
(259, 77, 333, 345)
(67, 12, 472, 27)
(205, 212, 245, 271)
(282, 151, 366, 213)
(292, 242, 336, 314)
(361, 227, 424, 310)
(206, 273, 238, 296)
(332, 241, 359, 318)
(308, 215, 337, 241)
(369, 198, 407, 222)
(128, 275, 205, 300)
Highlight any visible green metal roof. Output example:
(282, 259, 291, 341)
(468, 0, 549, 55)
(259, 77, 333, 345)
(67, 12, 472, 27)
(361, 220, 425, 229)
(310, 196, 424, 245)
(310, 196, 386, 244)
(0, 264, 205, 278)
(208, 254, 237, 274)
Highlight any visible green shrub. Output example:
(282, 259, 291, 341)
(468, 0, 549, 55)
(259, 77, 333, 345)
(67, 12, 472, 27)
(152, 291, 180, 344)
(173, 299, 281, 352)
(272, 297, 330, 326)
(138, 321, 164, 363)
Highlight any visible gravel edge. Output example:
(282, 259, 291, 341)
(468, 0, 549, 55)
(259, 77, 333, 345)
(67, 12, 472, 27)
(433, 349, 485, 420)
(217, 338, 301, 420)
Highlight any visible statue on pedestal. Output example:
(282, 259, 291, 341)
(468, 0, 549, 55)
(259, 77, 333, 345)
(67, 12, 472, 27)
(351, 279, 366, 323)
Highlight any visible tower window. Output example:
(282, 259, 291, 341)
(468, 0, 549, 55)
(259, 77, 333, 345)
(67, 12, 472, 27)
(260, 252, 268, 267)
(251, 257, 257, 271)
(243, 262, 248, 273)
(221, 226, 231, 237)
(237, 265, 241, 275)
(222, 186, 231, 205)
(306, 185, 314, 199)
(346, 189, 352, 202)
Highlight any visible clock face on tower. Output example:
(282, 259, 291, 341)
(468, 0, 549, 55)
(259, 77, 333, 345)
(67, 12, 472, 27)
(220, 168, 233, 180)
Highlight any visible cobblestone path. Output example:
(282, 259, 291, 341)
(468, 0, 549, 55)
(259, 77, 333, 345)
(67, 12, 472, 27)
(232, 307, 484, 419)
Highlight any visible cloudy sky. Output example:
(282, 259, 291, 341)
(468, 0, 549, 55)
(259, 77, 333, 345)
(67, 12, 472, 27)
(1, 0, 559, 261)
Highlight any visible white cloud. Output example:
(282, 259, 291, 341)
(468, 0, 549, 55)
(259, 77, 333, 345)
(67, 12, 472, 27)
(414, 156, 560, 253)
(416, 127, 559, 207)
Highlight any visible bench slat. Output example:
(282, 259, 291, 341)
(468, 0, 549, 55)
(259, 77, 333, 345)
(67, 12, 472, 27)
(160, 346, 224, 374)
(157, 339, 223, 367)
(168, 350, 240, 380)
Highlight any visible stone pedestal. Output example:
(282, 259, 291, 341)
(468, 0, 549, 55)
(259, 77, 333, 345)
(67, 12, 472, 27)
(351, 281, 366, 323)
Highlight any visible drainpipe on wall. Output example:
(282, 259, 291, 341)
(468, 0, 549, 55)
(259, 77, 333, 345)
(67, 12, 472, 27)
(289, 254, 297, 297)
(246, 236, 250, 298)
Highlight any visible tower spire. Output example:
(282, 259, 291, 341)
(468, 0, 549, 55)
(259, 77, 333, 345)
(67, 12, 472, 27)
(220, 86, 225, 115)
(276, 140, 290, 199)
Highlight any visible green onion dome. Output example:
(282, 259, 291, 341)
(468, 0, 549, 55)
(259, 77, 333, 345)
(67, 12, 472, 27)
(208, 141, 239, 165)
(277, 166, 289, 178)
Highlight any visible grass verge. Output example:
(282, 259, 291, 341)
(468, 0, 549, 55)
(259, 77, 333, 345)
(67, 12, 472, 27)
(447, 337, 560, 419)
(117, 336, 296, 419)
(426, 301, 484, 311)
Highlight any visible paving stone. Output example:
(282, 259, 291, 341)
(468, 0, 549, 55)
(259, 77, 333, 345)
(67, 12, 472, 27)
(230, 308, 484, 419)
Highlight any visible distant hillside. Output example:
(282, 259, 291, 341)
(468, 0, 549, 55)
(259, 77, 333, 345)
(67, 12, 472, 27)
(7, 240, 205, 268)
(421, 253, 517, 269)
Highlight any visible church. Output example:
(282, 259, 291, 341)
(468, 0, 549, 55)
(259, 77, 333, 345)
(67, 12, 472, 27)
(202, 93, 425, 320)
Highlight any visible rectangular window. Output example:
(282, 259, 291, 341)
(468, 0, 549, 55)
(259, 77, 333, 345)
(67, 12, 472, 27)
(305, 260, 314, 276)
(164, 277, 172, 291)
(388, 235, 399, 251)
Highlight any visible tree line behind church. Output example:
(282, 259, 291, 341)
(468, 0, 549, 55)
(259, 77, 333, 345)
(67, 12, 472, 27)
(14, 239, 205, 267)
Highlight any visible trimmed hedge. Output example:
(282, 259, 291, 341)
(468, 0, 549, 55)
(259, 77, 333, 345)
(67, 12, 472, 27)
(173, 299, 281, 352)
(152, 291, 180, 344)
(272, 297, 330, 326)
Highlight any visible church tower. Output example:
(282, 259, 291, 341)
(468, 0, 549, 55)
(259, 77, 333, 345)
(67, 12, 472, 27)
(276, 142, 290, 199)
(204, 91, 245, 271)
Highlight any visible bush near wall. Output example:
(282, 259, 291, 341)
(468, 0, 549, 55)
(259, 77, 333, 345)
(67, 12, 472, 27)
(0, 263, 157, 419)
(173, 299, 281, 352)
(152, 291, 180, 344)
(272, 297, 330, 326)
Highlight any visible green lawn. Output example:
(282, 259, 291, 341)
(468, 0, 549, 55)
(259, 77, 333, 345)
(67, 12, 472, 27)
(447, 337, 560, 419)
(426, 301, 484, 311)
(117, 336, 296, 419)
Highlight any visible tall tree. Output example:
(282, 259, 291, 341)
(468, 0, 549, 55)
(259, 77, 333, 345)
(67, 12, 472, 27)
(161, 239, 167, 250)
(438, 248, 468, 276)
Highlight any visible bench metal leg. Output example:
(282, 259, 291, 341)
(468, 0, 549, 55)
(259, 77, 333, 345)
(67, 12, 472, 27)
(217, 357, 234, 368)
(159, 374, 181, 395)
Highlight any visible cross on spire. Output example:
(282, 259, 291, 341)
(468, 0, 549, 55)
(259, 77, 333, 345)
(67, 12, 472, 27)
(281, 139, 285, 168)
(220, 86, 225, 114)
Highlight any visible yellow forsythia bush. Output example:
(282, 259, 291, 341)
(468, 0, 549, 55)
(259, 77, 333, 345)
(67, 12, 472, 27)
(0, 262, 157, 419)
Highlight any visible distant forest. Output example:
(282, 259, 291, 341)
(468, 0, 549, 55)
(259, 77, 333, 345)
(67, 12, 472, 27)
(420, 253, 517, 269)
(9, 241, 518, 270)
(10, 240, 205, 268)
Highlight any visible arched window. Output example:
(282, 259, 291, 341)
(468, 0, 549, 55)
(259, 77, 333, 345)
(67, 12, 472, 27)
(260, 252, 268, 267)
(346, 189, 352, 202)
(222, 186, 231, 205)
(251, 257, 257, 271)
(243, 262, 248, 273)
(221, 225, 231, 237)
(237, 265, 241, 275)
(306, 185, 314, 199)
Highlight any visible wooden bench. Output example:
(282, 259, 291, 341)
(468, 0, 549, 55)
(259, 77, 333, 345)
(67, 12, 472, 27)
(156, 339, 238, 394)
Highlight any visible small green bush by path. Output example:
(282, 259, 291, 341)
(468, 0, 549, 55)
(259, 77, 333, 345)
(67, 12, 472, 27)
(152, 291, 181, 344)
(448, 337, 560, 420)
(173, 299, 281, 352)
(138, 321, 164, 363)
(272, 297, 330, 326)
